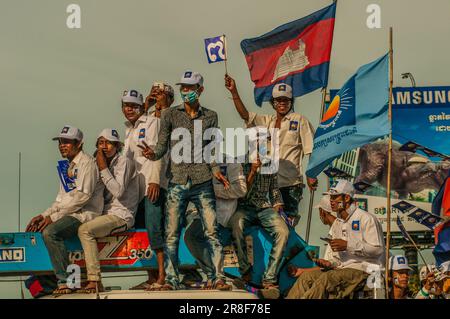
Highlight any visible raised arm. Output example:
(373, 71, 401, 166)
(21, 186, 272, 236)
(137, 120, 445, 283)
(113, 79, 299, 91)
(225, 74, 249, 122)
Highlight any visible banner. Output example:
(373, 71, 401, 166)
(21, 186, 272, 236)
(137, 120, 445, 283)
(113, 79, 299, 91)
(328, 86, 450, 232)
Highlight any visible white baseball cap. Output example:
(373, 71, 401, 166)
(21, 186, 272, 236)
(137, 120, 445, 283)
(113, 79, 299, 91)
(52, 125, 83, 142)
(419, 264, 437, 281)
(314, 195, 333, 214)
(176, 70, 204, 86)
(152, 82, 175, 98)
(324, 179, 355, 197)
(122, 89, 144, 105)
(390, 255, 413, 271)
(97, 128, 121, 143)
(272, 83, 293, 99)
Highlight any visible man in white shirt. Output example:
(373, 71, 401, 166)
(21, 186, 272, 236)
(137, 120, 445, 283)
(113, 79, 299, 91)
(26, 126, 104, 295)
(77, 129, 139, 293)
(287, 180, 385, 299)
(225, 75, 317, 225)
(184, 160, 247, 286)
(121, 88, 170, 288)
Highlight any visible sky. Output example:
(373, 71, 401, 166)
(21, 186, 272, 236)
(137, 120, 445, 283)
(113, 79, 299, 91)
(1, 0, 450, 298)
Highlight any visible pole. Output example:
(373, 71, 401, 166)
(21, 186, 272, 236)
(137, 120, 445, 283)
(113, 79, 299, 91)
(223, 34, 228, 75)
(305, 87, 328, 243)
(18, 152, 25, 300)
(384, 27, 394, 299)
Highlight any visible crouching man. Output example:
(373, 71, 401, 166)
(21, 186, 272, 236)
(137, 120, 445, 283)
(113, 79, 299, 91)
(26, 126, 104, 295)
(77, 129, 139, 293)
(287, 180, 385, 299)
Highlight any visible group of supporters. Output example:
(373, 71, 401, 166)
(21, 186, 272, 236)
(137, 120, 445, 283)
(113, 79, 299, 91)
(25, 70, 450, 299)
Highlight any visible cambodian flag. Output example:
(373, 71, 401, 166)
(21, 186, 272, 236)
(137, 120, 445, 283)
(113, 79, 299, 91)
(240, 3, 336, 106)
(432, 172, 450, 265)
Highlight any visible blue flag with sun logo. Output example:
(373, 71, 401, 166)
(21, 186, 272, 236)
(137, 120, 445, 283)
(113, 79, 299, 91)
(306, 54, 389, 178)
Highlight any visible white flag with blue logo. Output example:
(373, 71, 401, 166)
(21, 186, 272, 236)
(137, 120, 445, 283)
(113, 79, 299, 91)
(204, 35, 226, 64)
(306, 54, 390, 178)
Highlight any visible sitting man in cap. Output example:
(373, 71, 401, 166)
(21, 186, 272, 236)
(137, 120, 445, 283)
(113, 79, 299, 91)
(121, 88, 170, 289)
(388, 255, 413, 299)
(184, 157, 247, 288)
(228, 151, 289, 297)
(286, 195, 343, 298)
(140, 70, 230, 290)
(288, 179, 385, 299)
(26, 126, 104, 295)
(77, 129, 139, 293)
(225, 75, 316, 226)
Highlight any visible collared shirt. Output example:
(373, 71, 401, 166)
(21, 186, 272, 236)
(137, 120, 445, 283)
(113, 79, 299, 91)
(153, 104, 220, 185)
(124, 113, 169, 200)
(323, 219, 345, 265)
(100, 154, 140, 229)
(246, 111, 315, 188)
(213, 162, 247, 227)
(42, 151, 104, 223)
(330, 204, 386, 273)
(239, 163, 283, 210)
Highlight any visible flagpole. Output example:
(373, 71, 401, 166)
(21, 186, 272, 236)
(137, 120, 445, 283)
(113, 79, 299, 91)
(305, 87, 327, 243)
(385, 27, 394, 299)
(223, 34, 228, 75)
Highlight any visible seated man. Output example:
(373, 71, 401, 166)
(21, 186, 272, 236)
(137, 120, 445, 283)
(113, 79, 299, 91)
(416, 261, 450, 299)
(26, 126, 104, 295)
(228, 155, 289, 295)
(388, 255, 413, 299)
(77, 129, 139, 293)
(184, 160, 247, 288)
(287, 180, 385, 299)
(286, 195, 342, 295)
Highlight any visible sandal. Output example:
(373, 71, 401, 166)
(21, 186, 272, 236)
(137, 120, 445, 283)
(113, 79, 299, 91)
(145, 282, 163, 291)
(76, 281, 105, 294)
(52, 284, 75, 295)
(147, 283, 175, 291)
(130, 280, 154, 290)
(210, 279, 233, 291)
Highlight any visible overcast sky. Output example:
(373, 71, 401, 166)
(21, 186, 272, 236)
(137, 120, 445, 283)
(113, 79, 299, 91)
(1, 0, 449, 298)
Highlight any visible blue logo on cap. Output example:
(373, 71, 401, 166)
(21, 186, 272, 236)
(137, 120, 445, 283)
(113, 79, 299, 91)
(352, 220, 360, 231)
(61, 126, 70, 134)
(184, 71, 192, 78)
(279, 84, 286, 91)
(289, 121, 298, 131)
(112, 130, 118, 138)
(130, 90, 138, 97)
(397, 257, 406, 264)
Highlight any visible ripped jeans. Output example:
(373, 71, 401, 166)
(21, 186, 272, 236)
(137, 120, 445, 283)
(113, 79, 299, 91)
(164, 179, 224, 288)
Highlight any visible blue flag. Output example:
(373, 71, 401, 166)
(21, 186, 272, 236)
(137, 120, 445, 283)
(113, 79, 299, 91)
(204, 35, 226, 64)
(306, 54, 389, 178)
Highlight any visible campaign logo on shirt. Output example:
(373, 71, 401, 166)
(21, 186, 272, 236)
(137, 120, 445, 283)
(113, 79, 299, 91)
(351, 220, 360, 231)
(138, 128, 146, 139)
(220, 166, 228, 177)
(397, 256, 406, 264)
(73, 168, 78, 179)
(289, 120, 299, 131)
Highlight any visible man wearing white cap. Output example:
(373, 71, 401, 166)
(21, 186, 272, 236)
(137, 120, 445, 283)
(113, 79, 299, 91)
(141, 70, 231, 290)
(288, 179, 385, 298)
(225, 75, 316, 225)
(121, 88, 170, 289)
(416, 261, 450, 299)
(388, 255, 413, 299)
(77, 129, 139, 294)
(26, 125, 104, 295)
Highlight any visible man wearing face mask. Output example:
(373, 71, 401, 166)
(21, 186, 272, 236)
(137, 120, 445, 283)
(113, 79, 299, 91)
(225, 75, 316, 226)
(141, 70, 231, 291)
(121, 89, 169, 289)
(77, 129, 139, 294)
(25, 126, 104, 295)
(289, 180, 385, 299)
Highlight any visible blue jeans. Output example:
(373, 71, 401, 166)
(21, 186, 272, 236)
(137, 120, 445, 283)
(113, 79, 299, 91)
(184, 216, 231, 281)
(42, 216, 82, 285)
(279, 184, 304, 218)
(164, 180, 223, 288)
(144, 189, 167, 250)
(229, 207, 289, 284)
